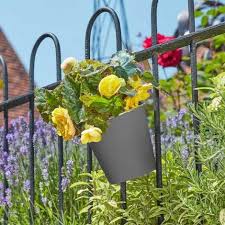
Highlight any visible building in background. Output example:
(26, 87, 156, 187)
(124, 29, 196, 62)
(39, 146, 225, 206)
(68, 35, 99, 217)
(0, 27, 30, 122)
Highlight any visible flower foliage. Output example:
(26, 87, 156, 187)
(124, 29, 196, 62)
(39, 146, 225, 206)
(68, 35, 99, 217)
(143, 33, 182, 67)
(35, 51, 154, 143)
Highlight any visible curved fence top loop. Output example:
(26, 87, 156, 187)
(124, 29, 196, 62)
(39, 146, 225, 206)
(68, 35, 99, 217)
(151, 0, 195, 43)
(85, 7, 122, 59)
(0, 55, 8, 100)
(29, 32, 61, 90)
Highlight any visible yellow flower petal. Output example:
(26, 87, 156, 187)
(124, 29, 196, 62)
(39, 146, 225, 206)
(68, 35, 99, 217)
(124, 83, 153, 111)
(124, 96, 139, 111)
(98, 75, 125, 98)
(136, 83, 152, 101)
(128, 75, 142, 89)
(52, 106, 76, 141)
(81, 127, 102, 144)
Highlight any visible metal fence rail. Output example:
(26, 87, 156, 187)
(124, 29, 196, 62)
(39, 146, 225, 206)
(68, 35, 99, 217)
(0, 1, 224, 224)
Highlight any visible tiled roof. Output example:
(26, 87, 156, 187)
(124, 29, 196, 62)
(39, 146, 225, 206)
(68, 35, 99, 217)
(0, 27, 32, 123)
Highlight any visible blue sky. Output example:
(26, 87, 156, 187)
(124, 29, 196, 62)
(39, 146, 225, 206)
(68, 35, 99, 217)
(0, 0, 187, 86)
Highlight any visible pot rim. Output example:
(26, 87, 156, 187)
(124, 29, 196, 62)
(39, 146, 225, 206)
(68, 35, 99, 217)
(109, 103, 146, 122)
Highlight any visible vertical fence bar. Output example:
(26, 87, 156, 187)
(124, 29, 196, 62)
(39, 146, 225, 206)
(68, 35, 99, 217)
(85, 7, 125, 224)
(151, 1, 163, 224)
(29, 47, 35, 225)
(0, 56, 9, 225)
(55, 43, 63, 224)
(29, 33, 62, 225)
(188, 0, 202, 173)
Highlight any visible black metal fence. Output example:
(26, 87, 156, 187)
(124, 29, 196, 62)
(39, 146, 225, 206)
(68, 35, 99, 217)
(1, 1, 225, 224)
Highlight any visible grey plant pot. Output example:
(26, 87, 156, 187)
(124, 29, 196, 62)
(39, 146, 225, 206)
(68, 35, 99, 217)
(90, 106, 155, 184)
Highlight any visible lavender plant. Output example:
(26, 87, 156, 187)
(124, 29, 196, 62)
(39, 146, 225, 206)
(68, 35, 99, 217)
(0, 116, 88, 224)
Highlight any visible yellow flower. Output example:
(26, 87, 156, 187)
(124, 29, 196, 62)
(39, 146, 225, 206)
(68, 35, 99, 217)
(81, 127, 102, 144)
(124, 96, 139, 111)
(136, 83, 153, 101)
(124, 83, 153, 111)
(61, 57, 78, 74)
(52, 106, 76, 141)
(98, 75, 125, 98)
(128, 75, 142, 89)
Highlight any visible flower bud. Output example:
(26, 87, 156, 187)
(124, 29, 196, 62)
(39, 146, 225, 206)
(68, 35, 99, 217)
(61, 57, 77, 74)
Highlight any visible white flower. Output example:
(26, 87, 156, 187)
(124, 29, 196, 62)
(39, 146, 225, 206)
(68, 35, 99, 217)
(61, 57, 78, 74)
(207, 96, 222, 112)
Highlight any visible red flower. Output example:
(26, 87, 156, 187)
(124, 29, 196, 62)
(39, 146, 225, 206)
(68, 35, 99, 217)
(143, 34, 182, 68)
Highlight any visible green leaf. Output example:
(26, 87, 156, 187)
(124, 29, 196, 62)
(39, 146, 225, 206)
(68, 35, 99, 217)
(85, 109, 108, 132)
(142, 71, 155, 83)
(78, 59, 109, 77)
(110, 96, 124, 117)
(206, 8, 218, 17)
(80, 95, 111, 114)
(119, 87, 136, 96)
(70, 181, 90, 188)
(123, 63, 140, 76)
(111, 51, 141, 79)
(213, 35, 225, 49)
(194, 10, 203, 18)
(35, 88, 61, 123)
(109, 217, 123, 224)
(62, 75, 83, 124)
(218, 5, 225, 14)
(79, 205, 91, 215)
(201, 15, 209, 27)
(114, 66, 128, 80)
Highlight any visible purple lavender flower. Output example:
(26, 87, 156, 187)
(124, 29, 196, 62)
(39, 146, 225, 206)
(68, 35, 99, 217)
(66, 160, 74, 177)
(0, 115, 77, 208)
(161, 109, 193, 152)
(0, 182, 3, 190)
(41, 196, 47, 206)
(0, 188, 12, 207)
(4, 154, 19, 184)
(181, 148, 190, 161)
(6, 134, 14, 144)
(72, 137, 81, 145)
(61, 177, 70, 192)
(4, 188, 12, 207)
(19, 146, 28, 156)
(40, 157, 50, 185)
(23, 180, 30, 192)
(0, 151, 8, 170)
(42, 168, 49, 183)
